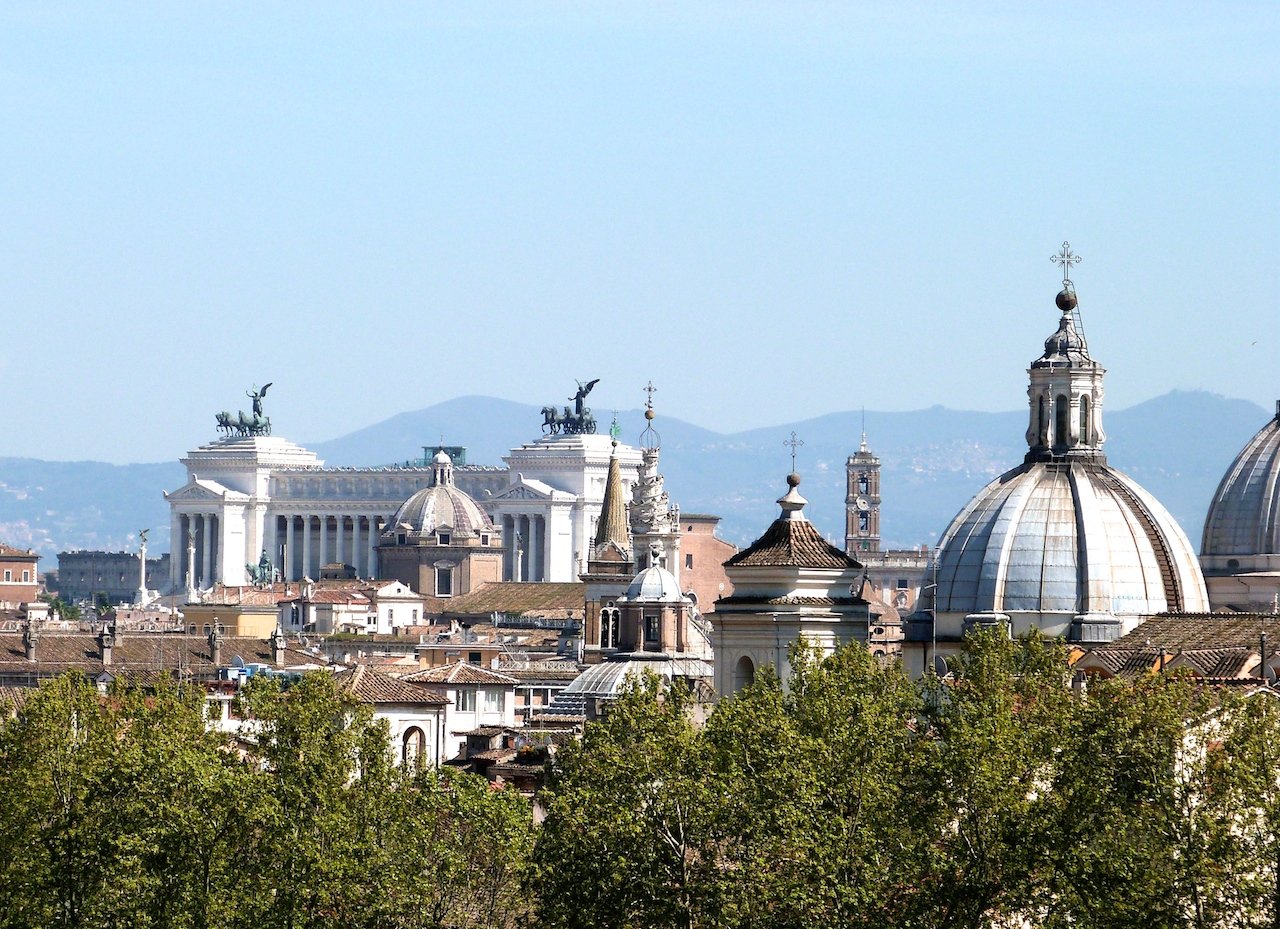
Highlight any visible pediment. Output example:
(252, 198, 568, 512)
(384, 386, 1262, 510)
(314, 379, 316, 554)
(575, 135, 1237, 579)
(165, 478, 244, 503)
(490, 482, 554, 502)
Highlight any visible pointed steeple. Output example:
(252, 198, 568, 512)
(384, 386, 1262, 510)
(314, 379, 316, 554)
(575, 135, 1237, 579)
(593, 433, 631, 552)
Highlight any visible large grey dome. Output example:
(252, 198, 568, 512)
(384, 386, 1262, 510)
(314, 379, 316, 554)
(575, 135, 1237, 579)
(933, 459, 1209, 636)
(1202, 406, 1280, 557)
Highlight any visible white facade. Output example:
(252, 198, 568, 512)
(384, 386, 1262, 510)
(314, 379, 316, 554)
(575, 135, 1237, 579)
(165, 431, 636, 592)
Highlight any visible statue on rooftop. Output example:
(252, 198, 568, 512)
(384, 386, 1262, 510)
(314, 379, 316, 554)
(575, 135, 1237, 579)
(215, 383, 273, 438)
(541, 379, 599, 435)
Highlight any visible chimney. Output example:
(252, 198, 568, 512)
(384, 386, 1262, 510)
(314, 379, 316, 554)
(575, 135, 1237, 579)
(270, 626, 285, 667)
(98, 625, 115, 665)
(22, 621, 37, 661)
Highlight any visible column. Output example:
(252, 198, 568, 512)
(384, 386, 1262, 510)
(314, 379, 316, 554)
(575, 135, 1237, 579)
(336, 516, 346, 567)
(317, 515, 328, 572)
(169, 511, 183, 591)
(537, 515, 549, 583)
(502, 516, 514, 580)
(520, 515, 531, 582)
(367, 517, 380, 579)
(264, 513, 277, 574)
(352, 516, 362, 576)
(201, 514, 213, 587)
(302, 516, 313, 580)
(286, 515, 297, 580)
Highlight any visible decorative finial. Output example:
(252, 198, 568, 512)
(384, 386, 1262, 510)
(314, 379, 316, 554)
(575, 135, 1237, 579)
(1051, 241, 1082, 287)
(640, 381, 661, 450)
(784, 431, 804, 473)
(610, 413, 620, 444)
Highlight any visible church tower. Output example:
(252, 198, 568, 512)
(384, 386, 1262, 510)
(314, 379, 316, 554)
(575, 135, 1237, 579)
(630, 384, 681, 581)
(580, 423, 635, 661)
(845, 432, 881, 555)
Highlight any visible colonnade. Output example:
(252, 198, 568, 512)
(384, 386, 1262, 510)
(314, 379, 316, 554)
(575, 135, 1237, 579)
(501, 513, 548, 582)
(176, 512, 218, 590)
(270, 513, 387, 581)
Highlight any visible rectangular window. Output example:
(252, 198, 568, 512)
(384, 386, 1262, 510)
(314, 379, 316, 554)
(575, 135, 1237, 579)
(483, 689, 505, 713)
(481, 534, 490, 546)
(685, 553, 693, 569)
(455, 689, 475, 712)
(896, 578, 910, 589)
(436, 568, 453, 597)
(412, 609, 419, 622)
(22, 571, 30, 582)
(2, 571, 9, 582)
(468, 651, 482, 664)
(437, 531, 451, 545)
(645, 615, 659, 642)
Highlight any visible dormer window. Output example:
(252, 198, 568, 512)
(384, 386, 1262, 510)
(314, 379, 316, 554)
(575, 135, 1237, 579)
(481, 533, 490, 546)
(437, 531, 451, 545)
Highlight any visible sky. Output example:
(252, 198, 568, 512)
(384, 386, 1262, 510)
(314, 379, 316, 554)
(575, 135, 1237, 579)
(1, 2, 1276, 464)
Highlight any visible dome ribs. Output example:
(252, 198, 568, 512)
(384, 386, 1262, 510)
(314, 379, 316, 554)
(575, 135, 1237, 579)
(1096, 471, 1183, 612)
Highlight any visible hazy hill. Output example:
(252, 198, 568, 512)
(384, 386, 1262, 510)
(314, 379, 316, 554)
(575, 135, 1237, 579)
(0, 391, 1267, 563)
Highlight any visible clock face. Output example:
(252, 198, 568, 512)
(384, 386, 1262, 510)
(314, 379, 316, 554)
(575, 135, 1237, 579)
(855, 496, 870, 511)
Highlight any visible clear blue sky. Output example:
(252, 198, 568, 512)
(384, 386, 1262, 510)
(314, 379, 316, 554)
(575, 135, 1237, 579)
(2, 2, 1275, 463)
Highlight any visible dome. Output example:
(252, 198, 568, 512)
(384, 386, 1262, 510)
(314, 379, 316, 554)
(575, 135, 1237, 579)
(386, 452, 493, 540)
(621, 565, 685, 603)
(933, 459, 1209, 632)
(1202, 406, 1280, 557)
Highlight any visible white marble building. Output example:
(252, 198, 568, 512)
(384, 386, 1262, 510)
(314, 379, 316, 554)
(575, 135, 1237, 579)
(165, 430, 640, 592)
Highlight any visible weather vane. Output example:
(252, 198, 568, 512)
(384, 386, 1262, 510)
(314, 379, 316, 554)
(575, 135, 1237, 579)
(1051, 241, 1082, 286)
(784, 431, 804, 472)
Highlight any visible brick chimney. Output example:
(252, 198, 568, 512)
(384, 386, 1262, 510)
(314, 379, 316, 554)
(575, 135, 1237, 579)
(22, 620, 37, 661)
(270, 626, 285, 667)
(207, 622, 222, 667)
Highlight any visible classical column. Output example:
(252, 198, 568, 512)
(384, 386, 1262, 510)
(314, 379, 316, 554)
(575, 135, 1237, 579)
(352, 516, 362, 576)
(301, 516, 313, 580)
(318, 515, 328, 573)
(263, 513, 277, 576)
(201, 514, 213, 588)
(285, 515, 297, 580)
(136, 538, 148, 605)
(336, 516, 346, 567)
(536, 515, 548, 582)
(185, 523, 197, 603)
(520, 515, 532, 583)
(367, 517, 380, 579)
(502, 516, 514, 580)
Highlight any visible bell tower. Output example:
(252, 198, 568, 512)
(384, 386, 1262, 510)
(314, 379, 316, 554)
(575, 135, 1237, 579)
(845, 432, 881, 554)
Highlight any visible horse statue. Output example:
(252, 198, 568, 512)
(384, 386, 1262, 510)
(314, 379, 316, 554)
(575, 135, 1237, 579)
(541, 406, 561, 435)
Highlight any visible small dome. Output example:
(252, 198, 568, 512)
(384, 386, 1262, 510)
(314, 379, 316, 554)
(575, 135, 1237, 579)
(432, 449, 451, 466)
(387, 482, 493, 540)
(621, 565, 685, 603)
(933, 460, 1208, 626)
(1202, 408, 1280, 557)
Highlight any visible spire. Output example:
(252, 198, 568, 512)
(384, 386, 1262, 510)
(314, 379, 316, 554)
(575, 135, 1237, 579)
(593, 438, 631, 551)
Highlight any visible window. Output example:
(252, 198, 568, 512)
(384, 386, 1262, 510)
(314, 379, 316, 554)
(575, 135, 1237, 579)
(896, 578, 909, 589)
(412, 609, 419, 622)
(644, 615, 660, 642)
(456, 689, 475, 712)
(22, 571, 30, 582)
(483, 689, 505, 713)
(468, 651, 482, 663)
(1055, 394, 1069, 447)
(402, 727, 426, 769)
(859, 513, 870, 532)
(481, 533, 490, 546)
(397, 533, 407, 545)
(857, 474, 869, 494)
(1038, 395, 1046, 442)
(600, 608, 620, 648)
(2, 571, 9, 582)
(435, 567, 453, 597)
(1079, 395, 1091, 445)
(290, 605, 300, 626)
(685, 553, 694, 570)
(732, 656, 755, 693)
(437, 531, 451, 545)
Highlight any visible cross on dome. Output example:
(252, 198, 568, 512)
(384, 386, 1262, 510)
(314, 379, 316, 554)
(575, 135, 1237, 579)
(1051, 241, 1082, 286)
(784, 431, 804, 472)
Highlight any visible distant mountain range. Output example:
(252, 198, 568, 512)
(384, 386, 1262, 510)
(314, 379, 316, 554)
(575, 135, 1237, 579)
(0, 390, 1268, 566)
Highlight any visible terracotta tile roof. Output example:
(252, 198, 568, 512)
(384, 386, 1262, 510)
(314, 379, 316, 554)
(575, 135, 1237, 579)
(335, 666, 448, 705)
(403, 661, 519, 686)
(0, 544, 36, 558)
(279, 589, 370, 605)
(1107, 613, 1280, 651)
(725, 518, 862, 570)
(436, 582, 585, 617)
(0, 633, 320, 680)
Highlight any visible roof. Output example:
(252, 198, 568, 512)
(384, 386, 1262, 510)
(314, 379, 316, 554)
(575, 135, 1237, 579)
(1107, 613, 1280, 651)
(1202, 407, 1280, 557)
(279, 589, 370, 606)
(336, 666, 448, 705)
(0, 632, 320, 679)
(436, 582, 585, 617)
(726, 517, 862, 570)
(403, 661, 519, 686)
(592, 448, 631, 552)
(0, 544, 37, 559)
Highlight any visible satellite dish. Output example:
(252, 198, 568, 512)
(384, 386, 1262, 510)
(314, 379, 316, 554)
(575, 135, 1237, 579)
(232, 655, 246, 669)
(932, 655, 950, 678)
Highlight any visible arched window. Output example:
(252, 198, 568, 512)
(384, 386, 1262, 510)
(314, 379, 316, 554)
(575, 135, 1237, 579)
(1037, 395, 1046, 443)
(402, 727, 426, 769)
(732, 655, 755, 693)
(1079, 395, 1091, 445)
(857, 473, 869, 494)
(1055, 394, 1069, 447)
